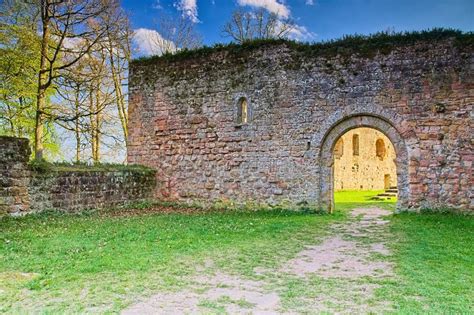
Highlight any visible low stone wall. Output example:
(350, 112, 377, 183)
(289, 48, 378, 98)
(0, 136, 156, 216)
(28, 169, 156, 213)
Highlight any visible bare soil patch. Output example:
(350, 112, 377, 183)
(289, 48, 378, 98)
(283, 207, 393, 279)
(122, 207, 394, 314)
(283, 235, 392, 278)
(123, 272, 280, 314)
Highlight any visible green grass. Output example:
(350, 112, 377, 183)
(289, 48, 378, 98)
(0, 191, 472, 313)
(0, 206, 341, 312)
(334, 190, 397, 212)
(383, 212, 474, 313)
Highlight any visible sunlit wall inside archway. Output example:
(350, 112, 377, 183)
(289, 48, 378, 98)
(333, 127, 397, 191)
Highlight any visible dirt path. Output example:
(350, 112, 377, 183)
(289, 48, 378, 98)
(283, 207, 392, 278)
(122, 207, 394, 314)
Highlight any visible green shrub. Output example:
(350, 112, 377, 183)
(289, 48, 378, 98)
(29, 158, 53, 173)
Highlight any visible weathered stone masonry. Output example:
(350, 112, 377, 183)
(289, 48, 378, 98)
(0, 136, 156, 215)
(128, 36, 473, 212)
(333, 128, 397, 191)
(0, 136, 30, 214)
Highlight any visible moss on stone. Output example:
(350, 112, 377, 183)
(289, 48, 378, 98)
(131, 28, 473, 66)
(29, 159, 155, 175)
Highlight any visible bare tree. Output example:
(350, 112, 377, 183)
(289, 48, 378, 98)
(55, 40, 116, 163)
(53, 1, 130, 163)
(101, 2, 132, 147)
(222, 8, 295, 44)
(151, 14, 202, 54)
(33, 0, 114, 159)
(55, 62, 90, 162)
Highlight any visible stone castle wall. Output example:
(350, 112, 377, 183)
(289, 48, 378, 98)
(128, 35, 473, 212)
(0, 136, 156, 216)
(334, 128, 397, 191)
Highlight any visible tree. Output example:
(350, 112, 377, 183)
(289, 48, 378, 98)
(102, 2, 132, 147)
(149, 13, 202, 55)
(56, 42, 116, 163)
(55, 56, 92, 162)
(1, 0, 132, 162)
(33, 0, 114, 159)
(222, 8, 295, 44)
(0, 0, 39, 138)
(52, 1, 131, 163)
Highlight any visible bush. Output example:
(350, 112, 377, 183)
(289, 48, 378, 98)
(29, 158, 53, 173)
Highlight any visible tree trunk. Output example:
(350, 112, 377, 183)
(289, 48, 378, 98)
(74, 89, 80, 163)
(89, 90, 97, 162)
(35, 1, 50, 159)
(108, 48, 128, 146)
(94, 87, 101, 162)
(90, 85, 101, 163)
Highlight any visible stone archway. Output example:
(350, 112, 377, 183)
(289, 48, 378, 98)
(314, 105, 413, 212)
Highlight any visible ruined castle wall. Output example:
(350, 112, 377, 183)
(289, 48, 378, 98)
(0, 136, 156, 216)
(0, 136, 31, 215)
(27, 169, 156, 213)
(128, 37, 473, 212)
(333, 128, 397, 191)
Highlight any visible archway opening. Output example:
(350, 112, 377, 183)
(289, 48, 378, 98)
(317, 112, 410, 213)
(333, 127, 398, 204)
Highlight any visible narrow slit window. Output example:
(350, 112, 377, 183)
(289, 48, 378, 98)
(352, 134, 359, 156)
(334, 138, 344, 159)
(237, 97, 248, 124)
(376, 138, 386, 160)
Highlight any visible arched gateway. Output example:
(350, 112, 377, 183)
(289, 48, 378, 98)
(310, 103, 416, 212)
(315, 112, 410, 212)
(128, 32, 473, 212)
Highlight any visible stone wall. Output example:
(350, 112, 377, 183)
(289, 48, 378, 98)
(27, 169, 156, 213)
(128, 33, 473, 212)
(0, 136, 31, 214)
(0, 136, 156, 216)
(334, 128, 397, 191)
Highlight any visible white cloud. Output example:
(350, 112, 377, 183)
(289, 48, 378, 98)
(62, 37, 84, 50)
(237, 0, 290, 18)
(235, 0, 314, 41)
(174, 0, 199, 23)
(288, 24, 316, 41)
(133, 28, 177, 56)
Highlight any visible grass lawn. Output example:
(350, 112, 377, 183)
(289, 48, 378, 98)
(0, 191, 472, 313)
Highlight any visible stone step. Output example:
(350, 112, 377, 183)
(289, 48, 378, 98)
(371, 196, 395, 201)
(377, 193, 397, 197)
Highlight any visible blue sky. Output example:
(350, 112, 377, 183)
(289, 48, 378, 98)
(123, 0, 473, 52)
(59, 0, 473, 161)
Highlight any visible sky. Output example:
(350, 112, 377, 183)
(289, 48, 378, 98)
(60, 0, 474, 161)
(123, 0, 474, 56)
